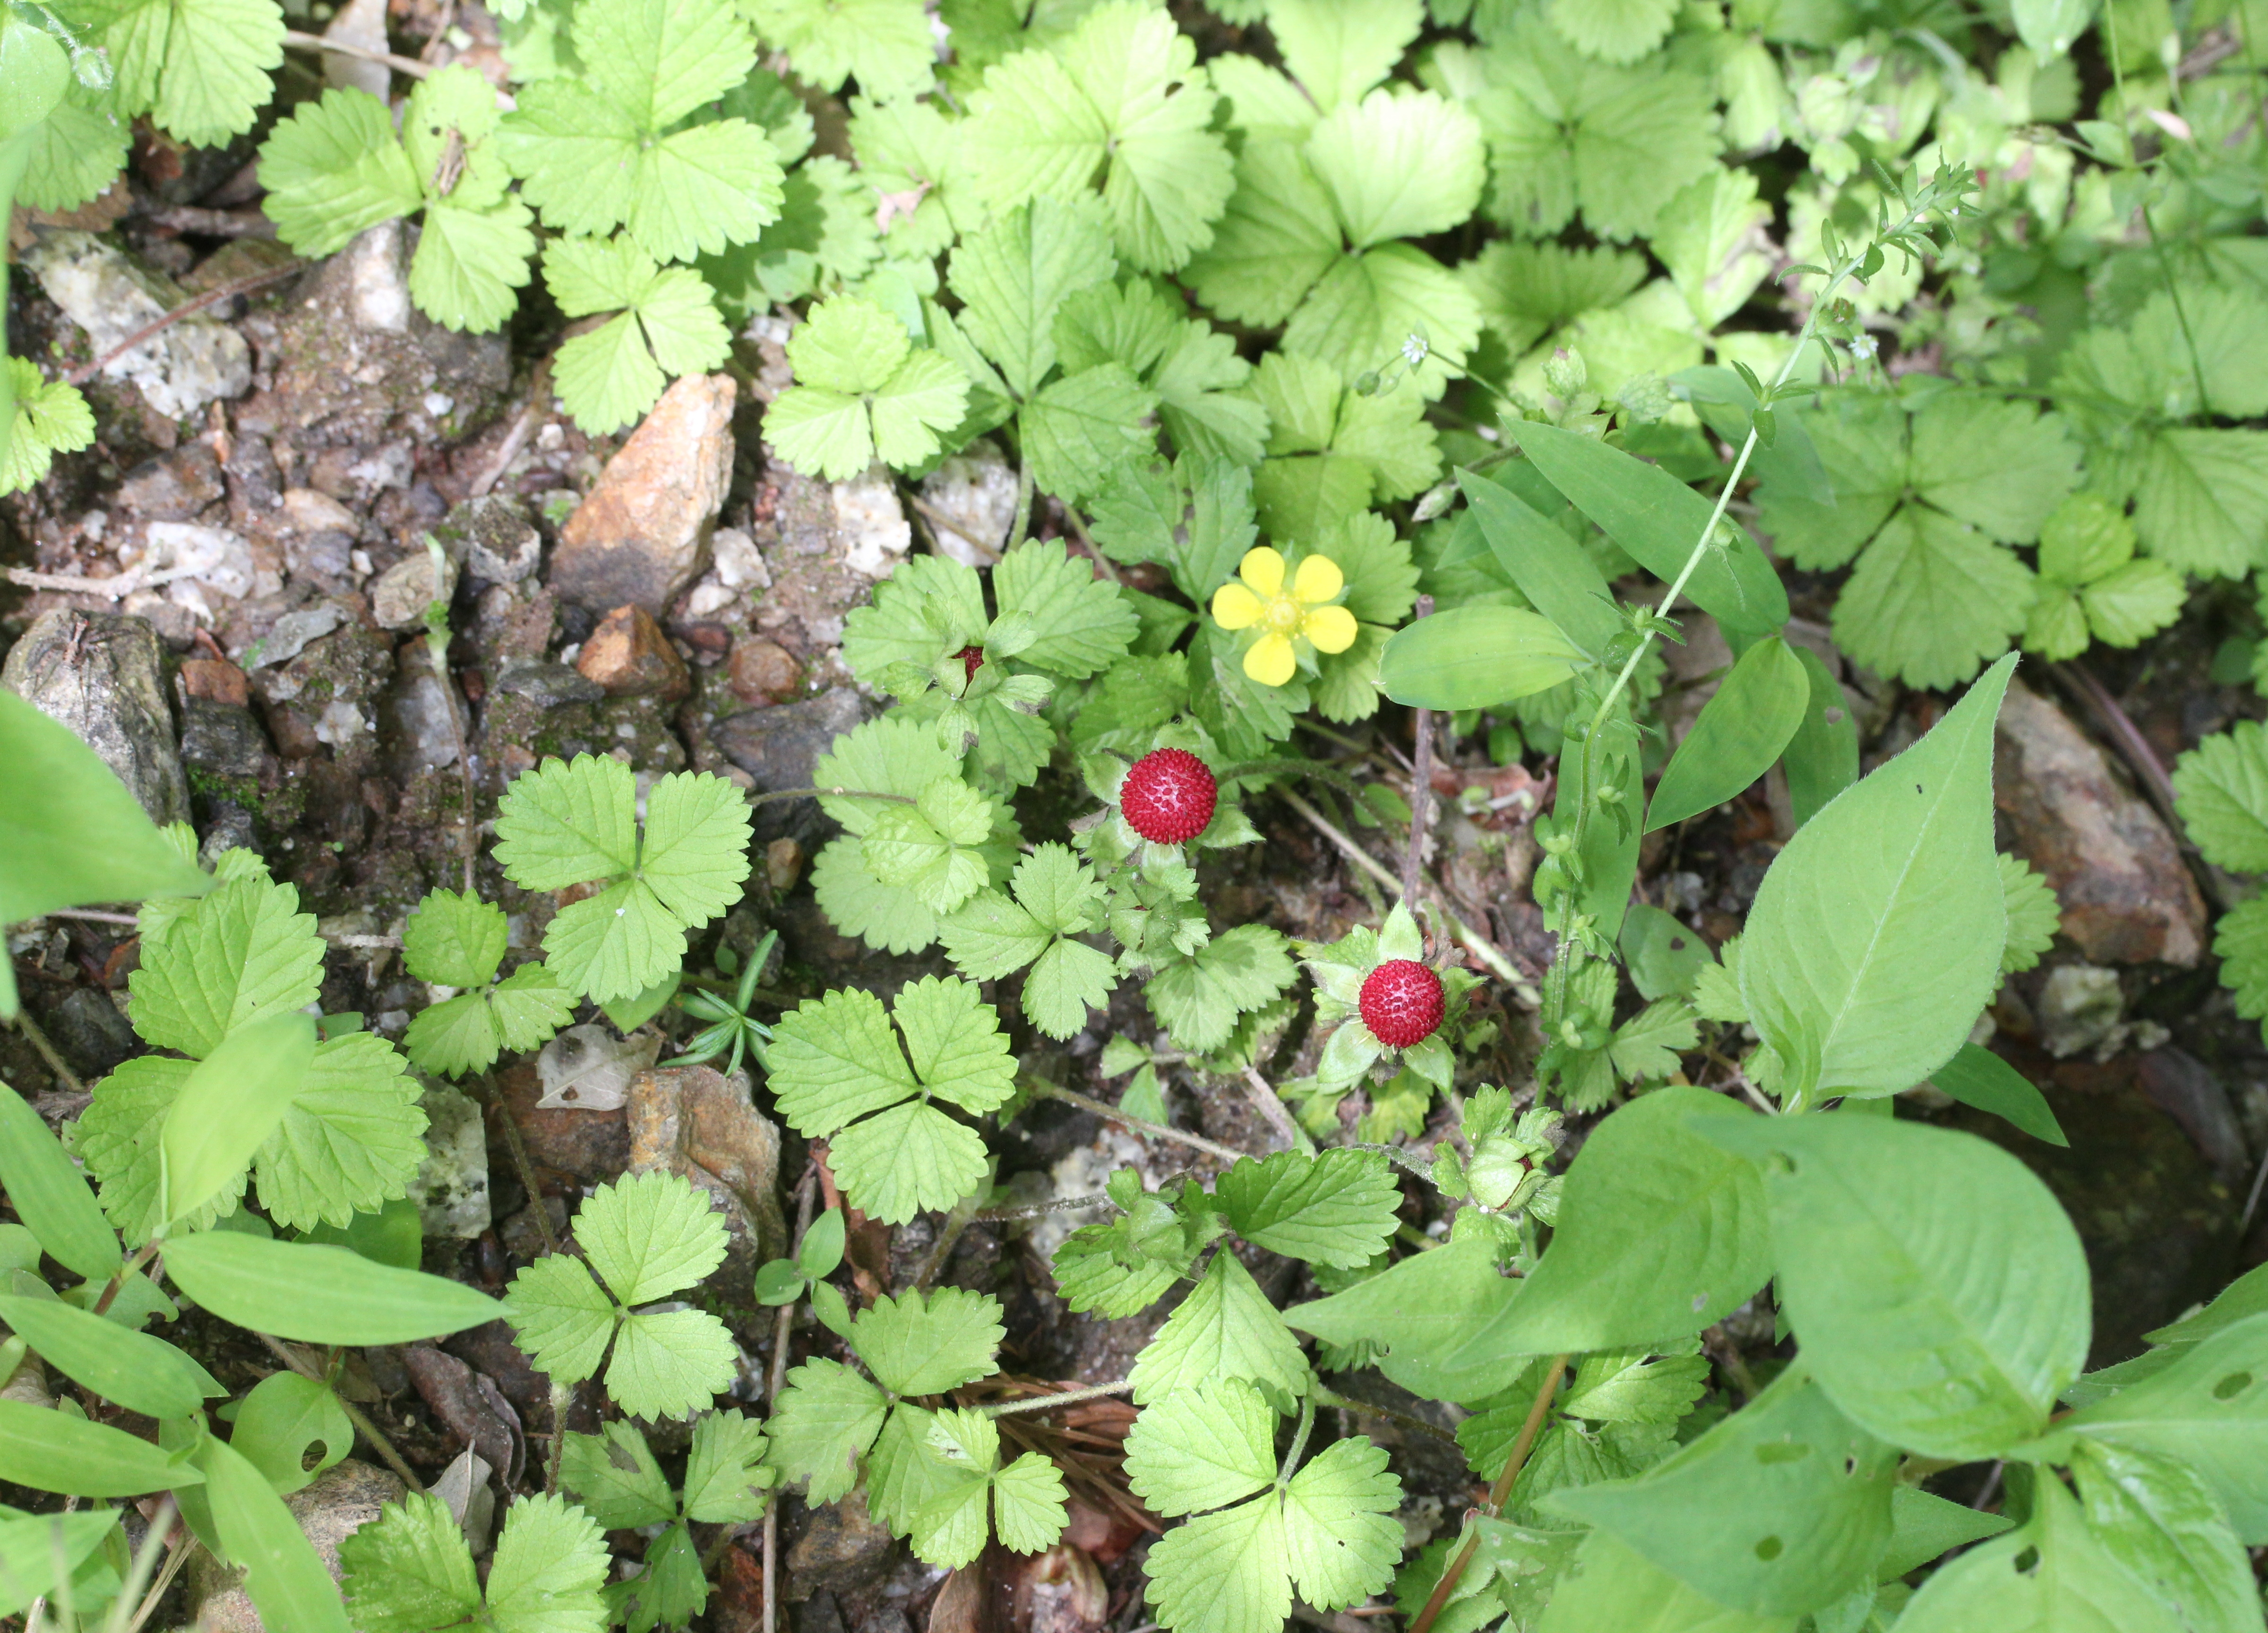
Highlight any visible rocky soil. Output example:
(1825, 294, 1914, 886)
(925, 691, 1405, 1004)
(8, 179, 2268, 1629)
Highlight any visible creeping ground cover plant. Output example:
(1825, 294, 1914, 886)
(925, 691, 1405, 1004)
(9, 0, 2268, 1631)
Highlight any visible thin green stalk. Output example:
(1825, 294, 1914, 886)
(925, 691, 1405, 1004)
(1276, 1391, 1317, 1485)
(1006, 461, 1034, 552)
(1407, 1354, 1570, 1633)
(980, 1379, 1134, 1417)
(2102, 0, 2213, 421)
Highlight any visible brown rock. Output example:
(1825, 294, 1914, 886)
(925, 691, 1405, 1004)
(180, 655, 250, 706)
(785, 1490, 897, 1599)
(626, 1065, 787, 1273)
(1994, 679, 2206, 966)
(189, 1460, 403, 1630)
(577, 605, 691, 700)
(729, 636, 804, 705)
(766, 836, 805, 893)
(551, 374, 736, 614)
(2, 610, 189, 825)
(494, 1058, 629, 1186)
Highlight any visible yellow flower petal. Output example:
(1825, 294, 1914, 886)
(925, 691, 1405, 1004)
(1237, 546, 1286, 599)
(1211, 582, 1265, 631)
(1302, 603, 1359, 654)
(1292, 553, 1344, 606)
(1244, 632, 1297, 687)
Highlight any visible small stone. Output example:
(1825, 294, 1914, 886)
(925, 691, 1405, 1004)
(408, 1078, 492, 1238)
(575, 605, 691, 700)
(729, 636, 803, 705)
(378, 644, 461, 775)
(138, 522, 266, 623)
(189, 1461, 403, 1632)
(49, 988, 138, 1077)
(785, 1490, 897, 1599)
(831, 470, 911, 579)
(2036, 963, 2125, 1059)
(180, 656, 250, 706)
(247, 603, 348, 670)
(551, 375, 736, 613)
(118, 442, 224, 521)
(372, 550, 459, 631)
(766, 836, 804, 892)
(625, 1064, 788, 1273)
(180, 696, 272, 777)
(1995, 680, 2206, 966)
(712, 687, 871, 846)
(2, 610, 189, 824)
(282, 487, 361, 536)
(919, 440, 1017, 566)
(492, 658, 605, 708)
(443, 494, 543, 584)
(25, 230, 251, 419)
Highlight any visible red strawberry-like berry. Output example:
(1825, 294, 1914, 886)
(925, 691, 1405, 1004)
(956, 645, 984, 680)
(1360, 959, 1444, 1048)
(1120, 748, 1218, 844)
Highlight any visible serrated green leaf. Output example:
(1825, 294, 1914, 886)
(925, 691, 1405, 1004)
(561, 1420, 676, 1528)
(994, 538, 1142, 677)
(503, 1253, 618, 1385)
(485, 1493, 612, 1633)
(1128, 1249, 1307, 1406)
(1215, 1149, 1399, 1268)
(1265, 0, 1420, 110)
(1280, 1436, 1403, 1608)
(257, 87, 422, 256)
(765, 1357, 888, 1503)
(741, 0, 934, 97)
(128, 871, 325, 1060)
(255, 1030, 429, 1230)
(682, 1410, 772, 1522)
(102, 0, 285, 149)
(1305, 86, 1483, 250)
(948, 195, 1118, 399)
(579, 1169, 730, 1305)
(2175, 722, 2268, 872)
(1143, 924, 1296, 1054)
(610, 1306, 739, 1418)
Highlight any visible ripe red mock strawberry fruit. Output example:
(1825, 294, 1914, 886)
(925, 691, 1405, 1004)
(956, 645, 984, 680)
(1360, 959, 1444, 1048)
(1120, 748, 1217, 844)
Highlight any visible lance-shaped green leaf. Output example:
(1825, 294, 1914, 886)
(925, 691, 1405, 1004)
(1930, 1043, 2068, 1146)
(201, 1435, 352, 1633)
(0, 1294, 221, 1419)
(160, 1009, 316, 1229)
(1490, 1088, 1770, 1353)
(2019, 1311, 2268, 1543)
(1536, 1530, 1799, 1633)
(165, 1232, 504, 1346)
(1288, 1232, 1527, 1404)
(2070, 1439, 2258, 1633)
(1517, 420, 1789, 636)
(1379, 606, 1585, 710)
(1739, 653, 2015, 1106)
(1780, 645, 1859, 830)
(0, 1400, 205, 1496)
(1893, 1474, 2183, 1633)
(1646, 636, 1807, 832)
(1546, 1367, 1897, 1616)
(0, 1510, 122, 1617)
(1700, 1112, 2090, 1461)
(0, 1083, 120, 1279)
(1456, 467, 1623, 657)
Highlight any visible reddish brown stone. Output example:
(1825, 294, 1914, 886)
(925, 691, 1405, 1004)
(574, 604, 690, 700)
(180, 656, 249, 706)
(493, 1059, 628, 1187)
(728, 635, 802, 705)
(550, 374, 735, 614)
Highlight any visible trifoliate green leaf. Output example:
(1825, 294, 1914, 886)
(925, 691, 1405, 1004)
(962, 0, 1234, 273)
(767, 978, 1014, 1222)
(994, 537, 1143, 677)
(19, 77, 129, 215)
(411, 199, 539, 333)
(256, 1031, 429, 1229)
(941, 844, 1114, 1038)
(610, 1307, 739, 1419)
(1127, 1249, 1308, 1406)
(129, 870, 325, 1059)
(1246, 351, 1441, 520)
(1547, 0, 1676, 63)
(494, 756, 751, 1003)
(848, 94, 969, 258)
(407, 963, 574, 1077)
(851, 1286, 1006, 1395)
(1473, 15, 1717, 241)
(404, 888, 509, 988)
(2000, 854, 2061, 976)
(1125, 1378, 1277, 1517)
(0, 361, 96, 496)
(581, 1169, 730, 1305)
(766, 1358, 888, 1503)
(96, 0, 285, 149)
(1459, 240, 1647, 353)
(767, 295, 970, 478)
(2175, 722, 2268, 872)
(256, 88, 421, 256)
(1052, 1224, 1189, 1318)
(543, 237, 734, 435)
(810, 718, 1008, 954)
(1022, 363, 1161, 506)
(1304, 86, 1483, 250)
(1215, 1150, 1400, 1268)
(1606, 998, 1698, 1084)
(862, 776, 997, 912)
(2081, 559, 2186, 647)
(1264, 0, 1422, 111)
(1054, 277, 1269, 466)
(2038, 492, 2135, 584)
(1831, 508, 2035, 693)
(560, 1420, 676, 1528)
(485, 1493, 612, 1633)
(497, 0, 782, 262)
(1143, 925, 1297, 1055)
(1756, 393, 1906, 572)
(739, 0, 935, 98)
(1145, 1492, 1289, 1633)
(1207, 52, 1317, 144)
(948, 195, 1118, 400)
(1910, 394, 2082, 544)
(681, 1410, 773, 1522)
(501, 1253, 618, 1387)
(2131, 429, 2268, 581)
(340, 1492, 485, 1633)
(702, 155, 884, 313)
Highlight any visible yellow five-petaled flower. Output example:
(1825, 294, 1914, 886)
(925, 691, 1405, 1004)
(1209, 546, 1358, 687)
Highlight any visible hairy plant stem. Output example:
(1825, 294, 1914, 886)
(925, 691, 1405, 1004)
(481, 1072, 559, 1257)
(979, 1379, 1134, 1418)
(1241, 1066, 1313, 1153)
(120, 1503, 197, 1633)
(1407, 1355, 1570, 1633)
(256, 1333, 426, 1493)
(764, 1164, 819, 1633)
(1277, 1391, 1318, 1485)
(744, 785, 918, 808)
(1403, 595, 1436, 906)
(1038, 1083, 1251, 1166)
(1309, 1381, 1460, 1446)
(911, 1192, 979, 1291)
(91, 1239, 162, 1319)
(9, 1008, 86, 1098)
